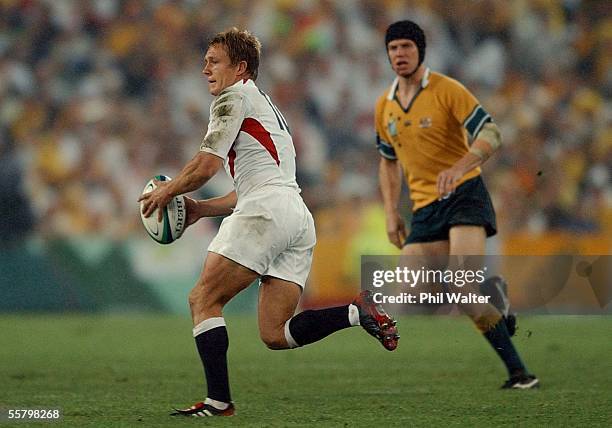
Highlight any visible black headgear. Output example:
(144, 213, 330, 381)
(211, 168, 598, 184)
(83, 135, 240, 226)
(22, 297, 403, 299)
(385, 20, 426, 66)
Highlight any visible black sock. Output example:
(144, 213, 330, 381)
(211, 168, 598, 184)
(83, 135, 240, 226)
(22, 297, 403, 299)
(287, 306, 352, 347)
(194, 325, 231, 403)
(484, 318, 526, 377)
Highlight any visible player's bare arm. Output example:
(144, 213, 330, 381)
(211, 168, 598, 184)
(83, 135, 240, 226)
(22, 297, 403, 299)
(139, 152, 223, 221)
(184, 191, 237, 228)
(437, 122, 502, 197)
(379, 157, 407, 249)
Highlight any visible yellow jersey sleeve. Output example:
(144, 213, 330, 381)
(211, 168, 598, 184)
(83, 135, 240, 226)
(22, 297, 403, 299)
(441, 78, 491, 139)
(374, 94, 397, 160)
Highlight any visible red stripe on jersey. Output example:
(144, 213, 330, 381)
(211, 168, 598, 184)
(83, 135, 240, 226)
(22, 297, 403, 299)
(228, 142, 237, 178)
(240, 118, 280, 166)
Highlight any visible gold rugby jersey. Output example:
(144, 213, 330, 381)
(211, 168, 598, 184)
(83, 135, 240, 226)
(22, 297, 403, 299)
(375, 68, 491, 211)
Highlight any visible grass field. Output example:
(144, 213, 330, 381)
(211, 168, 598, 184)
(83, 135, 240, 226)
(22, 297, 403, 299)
(1, 314, 611, 427)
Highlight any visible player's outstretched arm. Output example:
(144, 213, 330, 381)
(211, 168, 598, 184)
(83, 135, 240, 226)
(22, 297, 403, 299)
(167, 152, 224, 197)
(379, 157, 406, 249)
(437, 122, 502, 197)
(139, 152, 223, 221)
(184, 191, 237, 228)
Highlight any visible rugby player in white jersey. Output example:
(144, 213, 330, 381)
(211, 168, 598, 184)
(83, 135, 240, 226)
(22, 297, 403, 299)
(139, 28, 399, 417)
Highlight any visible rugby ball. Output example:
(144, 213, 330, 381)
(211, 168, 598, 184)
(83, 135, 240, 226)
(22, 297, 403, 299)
(140, 175, 186, 244)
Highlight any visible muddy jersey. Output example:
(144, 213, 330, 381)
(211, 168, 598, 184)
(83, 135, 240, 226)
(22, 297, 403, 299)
(200, 79, 299, 198)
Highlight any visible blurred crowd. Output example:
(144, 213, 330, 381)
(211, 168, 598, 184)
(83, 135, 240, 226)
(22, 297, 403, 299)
(1, 0, 610, 244)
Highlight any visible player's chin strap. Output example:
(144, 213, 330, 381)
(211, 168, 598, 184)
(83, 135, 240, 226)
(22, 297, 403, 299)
(399, 58, 424, 80)
(401, 66, 420, 80)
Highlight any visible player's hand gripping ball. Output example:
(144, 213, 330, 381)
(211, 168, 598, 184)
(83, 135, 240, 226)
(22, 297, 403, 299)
(139, 175, 186, 244)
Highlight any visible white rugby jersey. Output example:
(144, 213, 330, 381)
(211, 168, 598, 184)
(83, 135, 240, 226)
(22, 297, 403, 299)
(199, 79, 299, 198)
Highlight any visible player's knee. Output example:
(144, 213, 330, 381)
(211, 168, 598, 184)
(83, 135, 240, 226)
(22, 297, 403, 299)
(259, 330, 287, 350)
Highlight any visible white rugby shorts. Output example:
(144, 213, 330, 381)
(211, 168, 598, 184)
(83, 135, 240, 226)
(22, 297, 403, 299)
(207, 187, 316, 288)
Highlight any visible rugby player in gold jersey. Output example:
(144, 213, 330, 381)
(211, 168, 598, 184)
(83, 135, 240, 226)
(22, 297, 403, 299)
(375, 20, 538, 389)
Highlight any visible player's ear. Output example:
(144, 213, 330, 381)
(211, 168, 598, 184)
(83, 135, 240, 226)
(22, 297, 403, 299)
(237, 60, 248, 77)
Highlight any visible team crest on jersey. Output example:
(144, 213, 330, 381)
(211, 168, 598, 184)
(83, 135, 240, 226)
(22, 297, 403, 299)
(419, 117, 432, 128)
(387, 118, 398, 137)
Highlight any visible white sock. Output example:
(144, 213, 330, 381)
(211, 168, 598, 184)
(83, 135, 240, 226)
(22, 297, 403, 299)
(284, 319, 300, 348)
(204, 397, 229, 410)
(192, 317, 226, 337)
(348, 304, 360, 326)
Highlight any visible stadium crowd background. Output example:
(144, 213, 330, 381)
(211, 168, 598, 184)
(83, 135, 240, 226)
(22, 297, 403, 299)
(0, 0, 610, 309)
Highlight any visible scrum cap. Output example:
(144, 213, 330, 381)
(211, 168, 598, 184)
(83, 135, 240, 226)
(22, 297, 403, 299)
(385, 20, 426, 66)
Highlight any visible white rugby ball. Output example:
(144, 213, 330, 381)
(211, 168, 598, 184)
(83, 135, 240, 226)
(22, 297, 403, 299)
(140, 175, 186, 244)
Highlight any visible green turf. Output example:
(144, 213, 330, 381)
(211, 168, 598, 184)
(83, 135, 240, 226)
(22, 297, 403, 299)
(1, 314, 610, 427)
